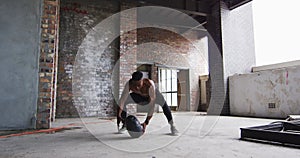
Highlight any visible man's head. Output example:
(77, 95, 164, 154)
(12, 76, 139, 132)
(132, 71, 143, 81)
(130, 71, 144, 91)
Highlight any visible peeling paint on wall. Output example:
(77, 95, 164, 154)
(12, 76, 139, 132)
(230, 66, 300, 118)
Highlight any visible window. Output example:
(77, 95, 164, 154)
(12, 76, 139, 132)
(158, 68, 178, 107)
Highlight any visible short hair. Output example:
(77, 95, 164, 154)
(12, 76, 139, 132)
(131, 71, 143, 81)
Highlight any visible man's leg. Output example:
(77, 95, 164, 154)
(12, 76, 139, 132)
(155, 89, 179, 135)
(155, 89, 173, 122)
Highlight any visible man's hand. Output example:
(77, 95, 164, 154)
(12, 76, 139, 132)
(141, 122, 147, 132)
(117, 114, 124, 121)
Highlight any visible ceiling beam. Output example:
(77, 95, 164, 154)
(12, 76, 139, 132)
(179, 9, 207, 17)
(223, 0, 253, 10)
(132, 0, 210, 16)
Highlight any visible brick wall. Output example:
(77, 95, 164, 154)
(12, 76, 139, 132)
(220, 1, 256, 114)
(34, 0, 256, 126)
(118, 3, 208, 113)
(221, 2, 255, 76)
(203, 1, 256, 115)
(53, 0, 255, 118)
(57, 0, 119, 118)
(119, 2, 138, 114)
(37, 0, 60, 128)
(137, 28, 208, 111)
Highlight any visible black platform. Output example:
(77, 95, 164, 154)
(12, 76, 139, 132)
(240, 120, 300, 148)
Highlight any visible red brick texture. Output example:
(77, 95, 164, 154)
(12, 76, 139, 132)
(37, 0, 60, 129)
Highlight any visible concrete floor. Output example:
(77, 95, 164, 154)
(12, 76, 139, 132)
(0, 112, 299, 158)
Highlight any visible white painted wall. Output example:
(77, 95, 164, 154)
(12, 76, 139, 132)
(229, 66, 300, 118)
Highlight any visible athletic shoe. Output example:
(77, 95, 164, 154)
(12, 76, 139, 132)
(170, 125, 179, 135)
(118, 125, 127, 133)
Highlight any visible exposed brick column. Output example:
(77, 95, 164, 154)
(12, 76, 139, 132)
(37, 0, 60, 129)
(206, 1, 228, 115)
(119, 2, 138, 113)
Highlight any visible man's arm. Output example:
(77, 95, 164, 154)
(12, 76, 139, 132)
(118, 81, 130, 118)
(144, 80, 156, 125)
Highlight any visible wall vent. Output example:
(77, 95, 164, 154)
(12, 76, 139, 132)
(268, 103, 276, 108)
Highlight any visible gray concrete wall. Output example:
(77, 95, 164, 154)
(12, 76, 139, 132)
(0, 0, 42, 129)
(229, 65, 300, 118)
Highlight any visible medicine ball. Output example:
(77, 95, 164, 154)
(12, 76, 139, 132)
(125, 115, 144, 138)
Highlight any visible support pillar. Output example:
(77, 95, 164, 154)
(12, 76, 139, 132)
(36, 0, 60, 129)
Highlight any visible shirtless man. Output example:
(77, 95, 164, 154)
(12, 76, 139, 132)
(117, 71, 179, 135)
